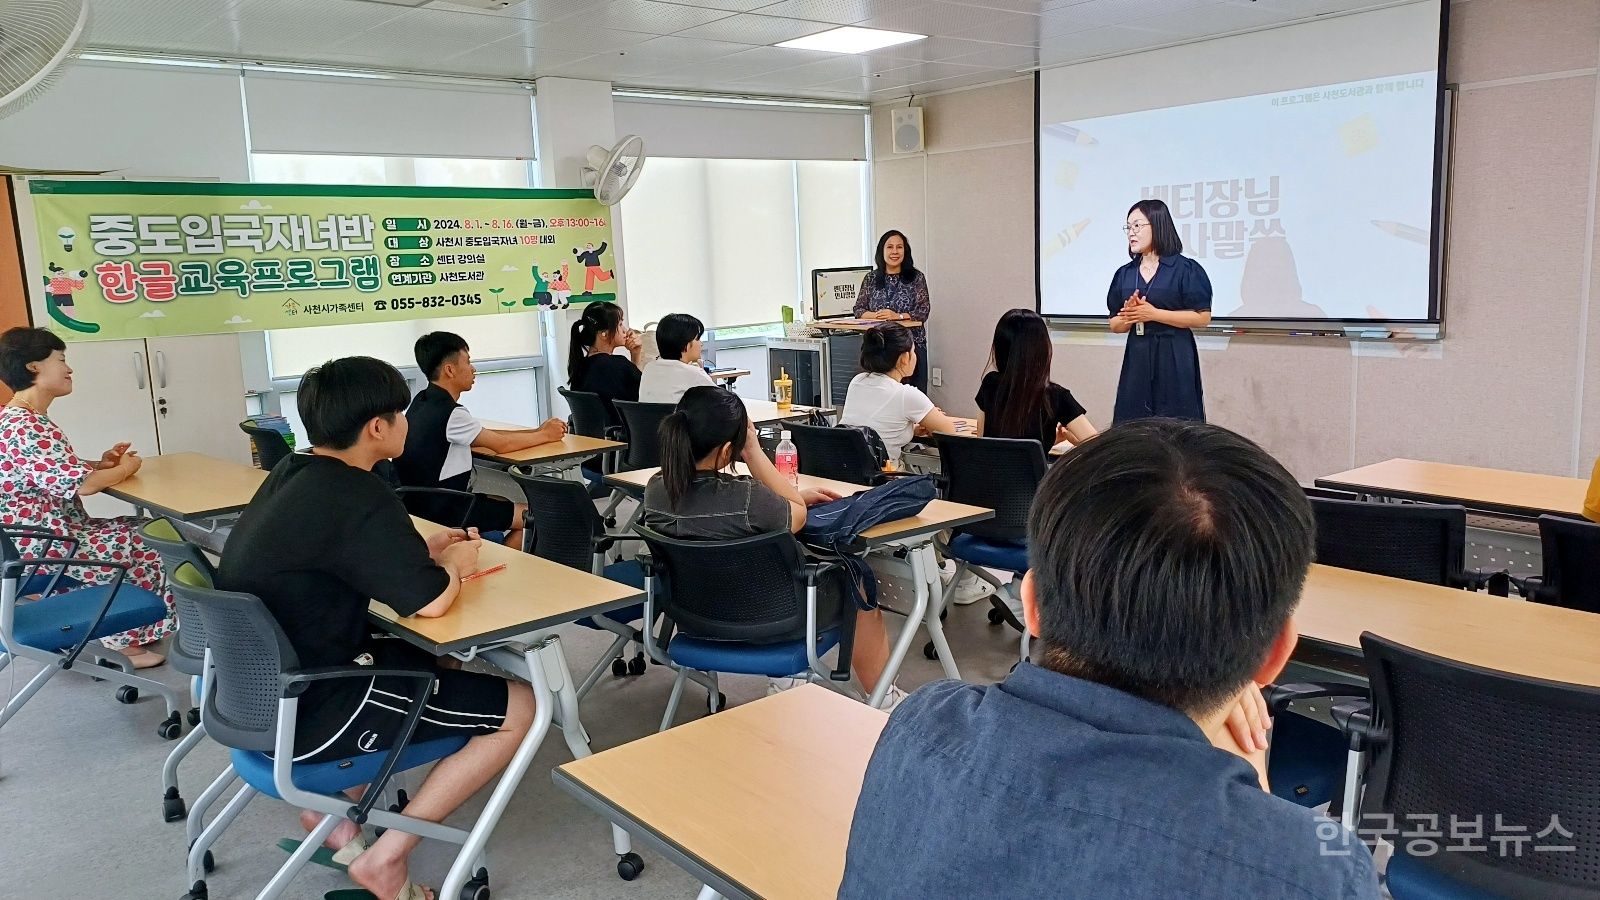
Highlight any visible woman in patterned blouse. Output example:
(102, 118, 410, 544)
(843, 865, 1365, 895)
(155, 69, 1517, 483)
(0, 328, 175, 668)
(855, 230, 932, 391)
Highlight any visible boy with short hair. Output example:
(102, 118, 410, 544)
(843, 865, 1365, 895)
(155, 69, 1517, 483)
(839, 419, 1381, 900)
(394, 331, 566, 548)
(639, 312, 714, 404)
(220, 356, 535, 900)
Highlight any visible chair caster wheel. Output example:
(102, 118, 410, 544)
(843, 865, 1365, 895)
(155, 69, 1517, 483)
(186, 707, 201, 726)
(987, 608, 1004, 626)
(163, 787, 187, 822)
(922, 641, 938, 661)
(611, 658, 628, 677)
(626, 654, 646, 676)
(158, 714, 183, 740)
(461, 867, 490, 900)
(707, 692, 727, 713)
(202, 850, 215, 874)
(617, 852, 645, 881)
(181, 880, 208, 900)
(117, 685, 139, 704)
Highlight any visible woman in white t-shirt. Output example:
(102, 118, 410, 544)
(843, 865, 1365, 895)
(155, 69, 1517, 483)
(640, 313, 715, 404)
(842, 322, 962, 464)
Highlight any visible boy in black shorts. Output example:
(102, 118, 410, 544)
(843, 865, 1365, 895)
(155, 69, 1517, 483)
(219, 356, 534, 900)
(394, 331, 567, 548)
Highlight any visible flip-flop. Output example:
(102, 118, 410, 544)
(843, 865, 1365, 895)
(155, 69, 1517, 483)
(324, 882, 431, 900)
(122, 650, 166, 669)
(276, 835, 367, 873)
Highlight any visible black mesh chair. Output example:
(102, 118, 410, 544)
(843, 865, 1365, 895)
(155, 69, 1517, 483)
(560, 386, 622, 443)
(173, 573, 484, 900)
(613, 400, 677, 473)
(1522, 515, 1600, 613)
(1355, 633, 1600, 899)
(788, 422, 885, 486)
(138, 518, 218, 822)
(635, 526, 851, 730)
(931, 434, 1046, 659)
(1311, 497, 1475, 588)
(238, 421, 292, 472)
(509, 468, 648, 697)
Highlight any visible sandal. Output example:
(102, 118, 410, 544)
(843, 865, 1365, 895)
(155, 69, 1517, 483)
(123, 649, 166, 669)
(276, 835, 367, 873)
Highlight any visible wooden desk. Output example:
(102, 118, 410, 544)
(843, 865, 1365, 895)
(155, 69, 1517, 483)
(814, 319, 923, 332)
(1297, 563, 1600, 687)
(554, 685, 886, 900)
(472, 429, 625, 467)
(1315, 458, 1588, 521)
(102, 452, 266, 520)
(709, 368, 751, 382)
(371, 517, 643, 656)
(603, 465, 993, 545)
(741, 398, 831, 427)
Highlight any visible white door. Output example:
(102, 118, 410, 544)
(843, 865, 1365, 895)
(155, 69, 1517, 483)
(50, 338, 160, 517)
(147, 334, 250, 465)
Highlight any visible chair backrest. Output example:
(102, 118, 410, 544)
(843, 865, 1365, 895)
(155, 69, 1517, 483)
(933, 433, 1047, 543)
(635, 525, 808, 643)
(559, 387, 614, 438)
(1302, 485, 1362, 501)
(238, 421, 293, 471)
(613, 400, 677, 472)
(1311, 497, 1467, 587)
(788, 423, 883, 486)
(138, 519, 217, 674)
(508, 469, 601, 573)
(174, 577, 300, 753)
(1534, 514, 1600, 613)
(1360, 633, 1600, 899)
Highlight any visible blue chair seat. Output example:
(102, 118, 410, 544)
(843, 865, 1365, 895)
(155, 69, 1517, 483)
(1266, 711, 1348, 808)
(3, 584, 167, 653)
(579, 560, 646, 629)
(948, 533, 1029, 573)
(668, 627, 840, 678)
(1385, 847, 1505, 900)
(230, 735, 469, 800)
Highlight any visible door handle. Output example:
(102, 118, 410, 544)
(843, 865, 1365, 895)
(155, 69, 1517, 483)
(133, 352, 146, 390)
(155, 351, 167, 389)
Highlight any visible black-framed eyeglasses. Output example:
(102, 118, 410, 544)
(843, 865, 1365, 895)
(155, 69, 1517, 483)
(1123, 223, 1151, 235)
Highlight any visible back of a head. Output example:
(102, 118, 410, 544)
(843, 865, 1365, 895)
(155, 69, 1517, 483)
(860, 322, 914, 374)
(1027, 419, 1313, 716)
(656, 313, 704, 362)
(414, 331, 468, 382)
(989, 309, 1052, 438)
(657, 385, 749, 507)
(298, 356, 411, 450)
(0, 326, 66, 392)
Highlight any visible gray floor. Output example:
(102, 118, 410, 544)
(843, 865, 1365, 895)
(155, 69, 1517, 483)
(0, 589, 1026, 899)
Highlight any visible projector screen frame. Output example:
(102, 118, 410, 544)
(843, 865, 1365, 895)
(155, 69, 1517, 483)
(1032, 0, 1454, 337)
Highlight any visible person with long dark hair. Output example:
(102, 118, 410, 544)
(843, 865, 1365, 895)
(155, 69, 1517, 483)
(567, 300, 642, 424)
(855, 230, 933, 391)
(977, 309, 1097, 450)
(841, 322, 962, 465)
(1107, 199, 1212, 423)
(642, 386, 906, 707)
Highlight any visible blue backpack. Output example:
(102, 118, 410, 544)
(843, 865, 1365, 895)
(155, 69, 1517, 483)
(800, 475, 937, 609)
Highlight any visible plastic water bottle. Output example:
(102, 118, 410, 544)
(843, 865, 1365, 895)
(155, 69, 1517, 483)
(775, 430, 799, 489)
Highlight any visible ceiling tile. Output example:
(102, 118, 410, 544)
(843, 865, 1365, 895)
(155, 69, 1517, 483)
(860, 0, 1042, 35)
(1129, 1, 1282, 36)
(562, 0, 739, 34)
(939, 41, 1040, 68)
(1035, 24, 1167, 64)
(671, 12, 834, 43)
(659, 0, 780, 10)
(546, 52, 690, 78)
(623, 35, 762, 60)
(87, 0, 230, 46)
(940, 0, 1050, 11)
(866, 35, 1026, 61)
(339, 6, 541, 46)
(742, 0, 914, 25)
(509, 22, 661, 52)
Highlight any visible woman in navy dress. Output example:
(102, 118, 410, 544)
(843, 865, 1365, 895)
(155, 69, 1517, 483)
(1107, 199, 1212, 423)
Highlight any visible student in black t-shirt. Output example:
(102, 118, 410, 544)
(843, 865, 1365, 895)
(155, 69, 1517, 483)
(218, 356, 534, 900)
(395, 331, 567, 548)
(567, 301, 643, 426)
(976, 308, 1098, 451)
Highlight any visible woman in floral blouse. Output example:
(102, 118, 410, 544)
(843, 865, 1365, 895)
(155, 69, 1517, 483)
(0, 328, 174, 667)
(855, 230, 933, 391)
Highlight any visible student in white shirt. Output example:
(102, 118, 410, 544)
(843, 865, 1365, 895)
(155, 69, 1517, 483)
(640, 313, 715, 404)
(841, 322, 962, 463)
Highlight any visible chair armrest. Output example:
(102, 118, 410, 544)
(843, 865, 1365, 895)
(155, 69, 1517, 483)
(5, 558, 132, 669)
(1263, 682, 1370, 715)
(800, 561, 854, 682)
(282, 665, 436, 825)
(1, 528, 83, 595)
(593, 534, 620, 555)
(1331, 698, 1383, 752)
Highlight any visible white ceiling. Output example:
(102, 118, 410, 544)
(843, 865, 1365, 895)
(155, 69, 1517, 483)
(84, 0, 1414, 101)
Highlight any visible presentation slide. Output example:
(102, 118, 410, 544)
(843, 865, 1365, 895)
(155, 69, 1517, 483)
(1036, 3, 1444, 324)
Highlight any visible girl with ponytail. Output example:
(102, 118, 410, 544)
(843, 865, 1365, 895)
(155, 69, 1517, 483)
(567, 300, 642, 426)
(641, 386, 904, 705)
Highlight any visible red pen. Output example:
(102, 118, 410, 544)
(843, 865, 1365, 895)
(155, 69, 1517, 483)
(461, 563, 507, 584)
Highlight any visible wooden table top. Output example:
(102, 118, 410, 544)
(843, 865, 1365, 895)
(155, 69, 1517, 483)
(709, 368, 751, 381)
(369, 518, 644, 655)
(553, 685, 886, 900)
(605, 464, 992, 546)
(103, 452, 266, 519)
(1297, 563, 1600, 687)
(742, 398, 832, 426)
(471, 425, 626, 466)
(814, 319, 923, 332)
(1315, 458, 1588, 520)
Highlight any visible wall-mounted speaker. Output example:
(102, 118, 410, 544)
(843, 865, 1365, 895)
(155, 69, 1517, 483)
(891, 106, 924, 154)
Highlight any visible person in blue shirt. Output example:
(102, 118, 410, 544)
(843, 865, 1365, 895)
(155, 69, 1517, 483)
(839, 419, 1381, 900)
(1108, 199, 1212, 423)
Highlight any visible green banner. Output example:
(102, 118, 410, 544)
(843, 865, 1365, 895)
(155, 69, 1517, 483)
(27, 180, 619, 341)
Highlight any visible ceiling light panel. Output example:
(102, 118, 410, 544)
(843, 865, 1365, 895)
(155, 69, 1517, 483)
(778, 26, 927, 53)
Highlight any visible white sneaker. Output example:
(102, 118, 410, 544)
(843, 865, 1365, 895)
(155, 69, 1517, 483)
(767, 675, 805, 695)
(948, 571, 995, 606)
(875, 685, 909, 711)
